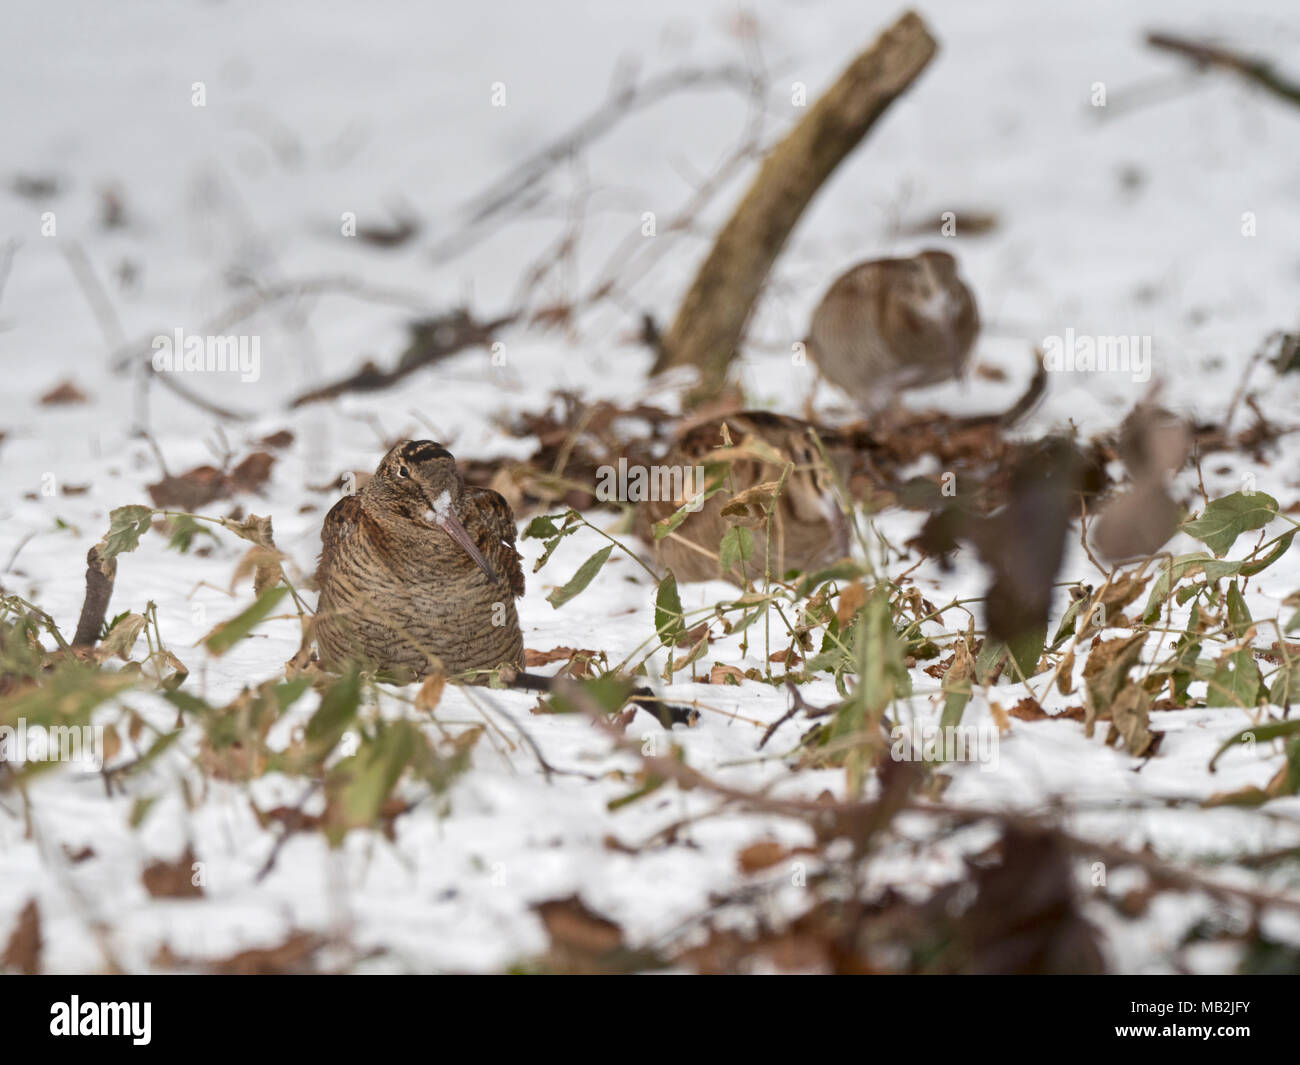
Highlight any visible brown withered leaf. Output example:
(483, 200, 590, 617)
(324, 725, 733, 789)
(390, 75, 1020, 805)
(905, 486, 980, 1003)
(414, 670, 446, 712)
(39, 380, 89, 405)
(231, 545, 286, 596)
(1082, 633, 1146, 736)
(1, 899, 41, 974)
(229, 451, 274, 493)
(1007, 697, 1047, 720)
(1093, 480, 1181, 562)
(1007, 699, 1086, 721)
(924, 652, 955, 680)
(933, 825, 1106, 974)
(260, 429, 295, 449)
(719, 480, 783, 527)
(1115, 403, 1192, 480)
(253, 803, 324, 835)
(1096, 404, 1191, 562)
(148, 466, 227, 510)
(968, 437, 1083, 649)
(1056, 648, 1077, 696)
(142, 844, 204, 899)
(531, 895, 657, 973)
(198, 735, 266, 781)
(709, 663, 746, 685)
(535, 896, 624, 957)
(1097, 571, 1151, 620)
(148, 453, 275, 510)
(836, 581, 866, 628)
(155, 930, 325, 974)
(1104, 683, 1158, 757)
(219, 513, 275, 549)
(737, 840, 788, 873)
(683, 621, 712, 646)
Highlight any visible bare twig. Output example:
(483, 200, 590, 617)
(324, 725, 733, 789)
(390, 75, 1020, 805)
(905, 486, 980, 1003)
(1148, 31, 1300, 108)
(428, 64, 761, 265)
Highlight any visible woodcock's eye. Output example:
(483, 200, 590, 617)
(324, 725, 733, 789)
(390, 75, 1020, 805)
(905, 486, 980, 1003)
(397, 465, 410, 478)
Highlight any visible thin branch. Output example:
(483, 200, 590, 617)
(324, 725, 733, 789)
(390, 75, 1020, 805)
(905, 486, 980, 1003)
(1148, 31, 1300, 108)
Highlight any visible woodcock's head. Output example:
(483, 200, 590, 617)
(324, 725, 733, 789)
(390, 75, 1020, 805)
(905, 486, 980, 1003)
(366, 439, 498, 582)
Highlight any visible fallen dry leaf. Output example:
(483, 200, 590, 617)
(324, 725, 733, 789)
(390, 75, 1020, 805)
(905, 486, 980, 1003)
(1, 899, 41, 974)
(709, 663, 745, 685)
(737, 840, 788, 873)
(142, 845, 204, 899)
(39, 380, 89, 405)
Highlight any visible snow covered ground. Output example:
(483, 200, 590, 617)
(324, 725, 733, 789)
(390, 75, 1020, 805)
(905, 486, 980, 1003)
(2, 0, 1300, 972)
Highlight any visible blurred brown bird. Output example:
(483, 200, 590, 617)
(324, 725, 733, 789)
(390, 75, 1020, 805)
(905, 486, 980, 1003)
(807, 249, 979, 411)
(314, 440, 524, 678)
(639, 411, 854, 585)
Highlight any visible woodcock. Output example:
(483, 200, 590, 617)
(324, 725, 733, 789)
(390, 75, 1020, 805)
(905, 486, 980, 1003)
(640, 411, 855, 585)
(315, 440, 525, 678)
(807, 249, 979, 411)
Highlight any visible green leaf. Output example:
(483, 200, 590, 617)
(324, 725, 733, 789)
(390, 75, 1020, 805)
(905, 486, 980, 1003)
(273, 675, 314, 710)
(202, 585, 289, 655)
(542, 674, 634, 717)
(1182, 491, 1278, 557)
(667, 633, 709, 677)
(718, 526, 754, 572)
(546, 545, 613, 608)
(1209, 718, 1300, 771)
(326, 720, 420, 845)
(1049, 595, 1086, 651)
(1142, 554, 1248, 623)
(101, 505, 153, 562)
(975, 638, 1008, 684)
(129, 796, 158, 828)
(1206, 647, 1263, 708)
(303, 667, 363, 761)
(522, 511, 581, 572)
(1240, 531, 1295, 577)
(1226, 580, 1253, 639)
(166, 514, 217, 553)
(793, 561, 867, 599)
(939, 643, 974, 729)
(1006, 623, 1047, 681)
(654, 572, 685, 646)
(521, 515, 561, 540)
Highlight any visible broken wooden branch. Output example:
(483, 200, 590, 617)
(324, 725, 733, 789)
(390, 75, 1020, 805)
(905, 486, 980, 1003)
(651, 11, 938, 403)
(71, 545, 115, 648)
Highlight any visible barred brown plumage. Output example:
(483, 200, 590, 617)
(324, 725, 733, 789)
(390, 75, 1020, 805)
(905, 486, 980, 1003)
(807, 249, 979, 412)
(314, 439, 524, 678)
(639, 411, 854, 585)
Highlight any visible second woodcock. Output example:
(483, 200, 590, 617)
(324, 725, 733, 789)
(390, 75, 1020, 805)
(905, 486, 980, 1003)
(807, 249, 979, 411)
